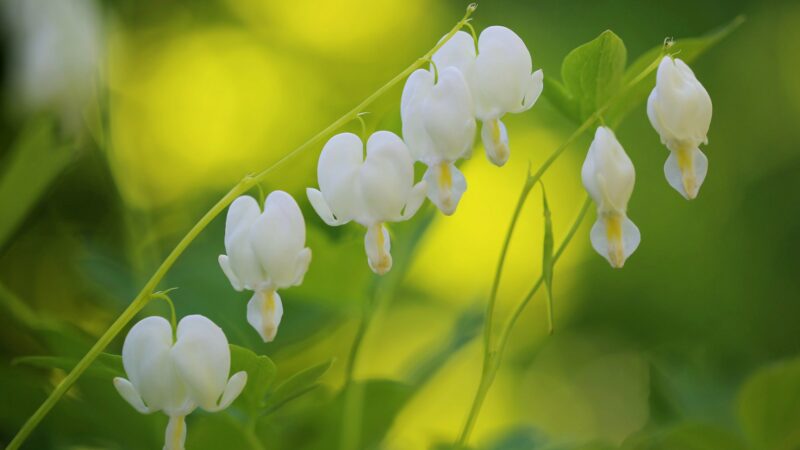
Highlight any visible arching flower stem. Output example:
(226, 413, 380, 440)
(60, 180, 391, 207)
(6, 5, 479, 448)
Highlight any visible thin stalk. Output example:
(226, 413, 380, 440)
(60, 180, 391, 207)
(457, 52, 665, 447)
(457, 196, 591, 447)
(7, 5, 478, 448)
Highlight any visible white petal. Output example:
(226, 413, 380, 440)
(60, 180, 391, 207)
(172, 315, 231, 412)
(364, 223, 392, 275)
(581, 127, 635, 214)
(401, 69, 439, 163)
(423, 162, 467, 216)
(251, 191, 309, 289)
(207, 371, 248, 412)
(217, 255, 243, 292)
(224, 196, 260, 252)
(359, 131, 415, 223)
(316, 133, 364, 223)
(514, 68, 544, 113)
(121, 316, 188, 414)
(420, 67, 476, 162)
(290, 247, 312, 286)
(400, 181, 428, 220)
(664, 147, 708, 200)
(432, 30, 475, 77)
(163, 415, 187, 450)
(307, 188, 343, 226)
(590, 213, 640, 268)
(472, 26, 533, 119)
(648, 57, 712, 148)
(113, 377, 152, 414)
(247, 290, 283, 343)
(481, 118, 510, 167)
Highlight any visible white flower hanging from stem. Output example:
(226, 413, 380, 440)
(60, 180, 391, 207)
(219, 191, 312, 342)
(647, 56, 713, 199)
(307, 131, 427, 274)
(581, 126, 641, 268)
(113, 315, 247, 450)
(431, 26, 544, 167)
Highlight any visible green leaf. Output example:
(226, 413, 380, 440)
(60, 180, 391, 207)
(335, 379, 413, 449)
(540, 182, 555, 334)
(542, 77, 579, 124)
(737, 357, 800, 450)
(607, 16, 745, 126)
(229, 344, 277, 414)
(0, 118, 75, 249)
(12, 353, 124, 379)
(560, 30, 627, 122)
(264, 358, 333, 414)
(623, 422, 745, 450)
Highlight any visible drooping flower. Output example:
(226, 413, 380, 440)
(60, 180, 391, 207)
(431, 26, 544, 166)
(3, 0, 102, 132)
(647, 56, 713, 200)
(401, 66, 476, 215)
(307, 131, 427, 274)
(581, 127, 641, 268)
(219, 191, 312, 342)
(114, 315, 247, 450)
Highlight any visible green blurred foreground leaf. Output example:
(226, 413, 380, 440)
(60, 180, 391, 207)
(738, 357, 800, 450)
(264, 358, 334, 414)
(13, 353, 123, 379)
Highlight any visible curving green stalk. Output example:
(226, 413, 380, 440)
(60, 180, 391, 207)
(456, 53, 667, 447)
(6, 5, 478, 449)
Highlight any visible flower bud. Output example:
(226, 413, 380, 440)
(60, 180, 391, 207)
(647, 56, 712, 199)
(581, 127, 641, 268)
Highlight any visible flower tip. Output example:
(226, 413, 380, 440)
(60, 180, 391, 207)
(467, 3, 478, 13)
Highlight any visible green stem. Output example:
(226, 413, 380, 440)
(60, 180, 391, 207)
(457, 51, 665, 447)
(7, 5, 478, 448)
(456, 195, 592, 447)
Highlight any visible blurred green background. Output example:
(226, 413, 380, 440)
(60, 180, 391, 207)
(1, 0, 799, 449)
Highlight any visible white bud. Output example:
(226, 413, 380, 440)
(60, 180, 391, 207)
(307, 131, 426, 274)
(219, 192, 311, 341)
(114, 315, 247, 450)
(647, 56, 712, 199)
(581, 127, 641, 268)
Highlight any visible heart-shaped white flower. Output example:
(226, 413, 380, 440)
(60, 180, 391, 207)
(113, 315, 247, 450)
(307, 131, 427, 274)
(219, 191, 312, 342)
(431, 26, 544, 166)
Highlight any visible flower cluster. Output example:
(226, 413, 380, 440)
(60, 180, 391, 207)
(582, 55, 712, 267)
(114, 315, 247, 450)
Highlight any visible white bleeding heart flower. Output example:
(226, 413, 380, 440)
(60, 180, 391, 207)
(581, 127, 641, 268)
(431, 26, 543, 167)
(113, 315, 247, 450)
(307, 131, 427, 275)
(647, 56, 713, 200)
(219, 191, 312, 342)
(3, 0, 102, 132)
(401, 66, 476, 215)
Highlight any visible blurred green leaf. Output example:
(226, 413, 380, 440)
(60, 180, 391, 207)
(12, 353, 123, 379)
(229, 344, 277, 414)
(335, 379, 413, 449)
(559, 30, 627, 122)
(738, 357, 800, 450)
(0, 119, 75, 249)
(607, 15, 745, 126)
(264, 358, 333, 414)
(185, 414, 256, 450)
(623, 422, 745, 450)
